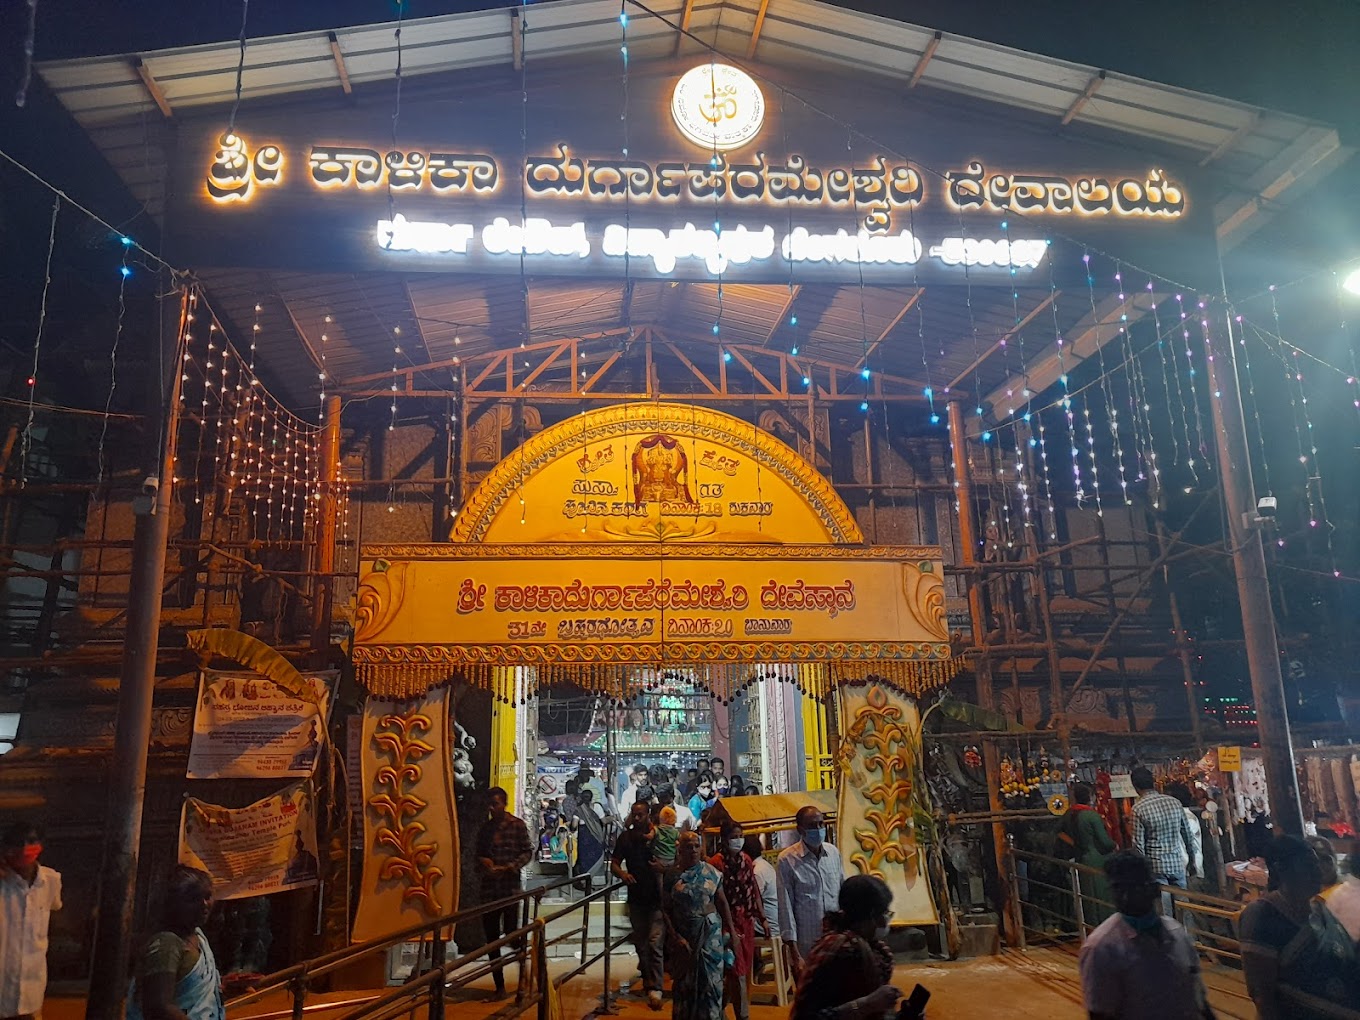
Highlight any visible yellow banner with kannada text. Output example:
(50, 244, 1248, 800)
(353, 543, 951, 694)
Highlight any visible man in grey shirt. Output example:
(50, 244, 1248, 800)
(1079, 850, 1213, 1020)
(776, 805, 844, 975)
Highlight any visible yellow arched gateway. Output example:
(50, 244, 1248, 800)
(349, 403, 955, 940)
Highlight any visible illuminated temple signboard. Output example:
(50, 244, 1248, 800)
(177, 60, 1206, 282)
(350, 544, 953, 692)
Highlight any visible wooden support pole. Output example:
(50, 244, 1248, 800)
(133, 57, 173, 118)
(312, 394, 342, 664)
(327, 32, 352, 94)
(948, 401, 1021, 947)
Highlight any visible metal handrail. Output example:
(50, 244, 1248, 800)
(1008, 847, 1247, 963)
(228, 877, 629, 1020)
(226, 875, 580, 1017)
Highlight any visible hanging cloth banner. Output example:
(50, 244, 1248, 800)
(352, 543, 956, 701)
(352, 688, 462, 943)
(179, 781, 319, 900)
(836, 684, 938, 926)
(188, 670, 335, 779)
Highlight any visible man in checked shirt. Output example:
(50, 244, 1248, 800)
(1130, 767, 1197, 913)
(475, 787, 535, 999)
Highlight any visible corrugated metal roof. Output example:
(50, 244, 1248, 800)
(37, 0, 1347, 249)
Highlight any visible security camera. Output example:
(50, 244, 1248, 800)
(1243, 495, 1277, 531)
(134, 475, 160, 516)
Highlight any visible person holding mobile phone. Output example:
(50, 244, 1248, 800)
(789, 875, 901, 1020)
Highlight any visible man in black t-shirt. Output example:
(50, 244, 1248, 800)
(610, 801, 665, 1010)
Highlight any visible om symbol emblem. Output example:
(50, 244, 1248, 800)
(670, 63, 765, 152)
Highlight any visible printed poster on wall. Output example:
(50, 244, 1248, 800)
(187, 670, 334, 779)
(179, 781, 319, 900)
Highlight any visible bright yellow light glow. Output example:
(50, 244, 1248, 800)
(670, 63, 765, 152)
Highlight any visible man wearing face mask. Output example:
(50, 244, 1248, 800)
(1078, 850, 1213, 1020)
(0, 820, 62, 1020)
(777, 806, 844, 978)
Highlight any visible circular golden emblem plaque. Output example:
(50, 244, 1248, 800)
(671, 63, 766, 152)
(1048, 793, 1071, 816)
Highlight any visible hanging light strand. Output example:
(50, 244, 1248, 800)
(1045, 242, 1083, 512)
(1085, 249, 1127, 507)
(21, 197, 60, 487)
(97, 239, 132, 487)
(999, 218, 1033, 531)
(1175, 293, 1209, 481)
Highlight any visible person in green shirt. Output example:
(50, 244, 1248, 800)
(1067, 782, 1117, 924)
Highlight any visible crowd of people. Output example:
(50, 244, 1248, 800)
(9, 766, 1360, 1020)
(608, 798, 913, 1020)
(1072, 769, 1360, 1020)
(542, 760, 762, 883)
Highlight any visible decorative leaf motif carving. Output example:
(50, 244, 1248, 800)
(842, 684, 929, 879)
(367, 709, 443, 913)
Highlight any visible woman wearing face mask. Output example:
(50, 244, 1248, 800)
(667, 831, 739, 1020)
(688, 771, 718, 823)
(789, 875, 900, 1020)
(708, 821, 767, 1020)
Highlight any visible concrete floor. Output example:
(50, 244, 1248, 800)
(45, 932, 1254, 1020)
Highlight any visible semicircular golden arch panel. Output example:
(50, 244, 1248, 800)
(450, 402, 863, 545)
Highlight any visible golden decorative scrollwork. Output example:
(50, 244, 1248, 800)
(839, 685, 924, 881)
(447, 402, 864, 544)
(901, 561, 949, 642)
(368, 710, 444, 913)
(361, 542, 942, 562)
(354, 559, 409, 644)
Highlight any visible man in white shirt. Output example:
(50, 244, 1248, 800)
(776, 805, 844, 975)
(617, 764, 649, 816)
(743, 836, 780, 941)
(0, 821, 61, 1020)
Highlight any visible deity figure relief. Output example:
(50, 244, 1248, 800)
(630, 434, 692, 503)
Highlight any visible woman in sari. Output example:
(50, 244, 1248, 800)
(790, 874, 902, 1020)
(569, 787, 608, 882)
(667, 830, 738, 1020)
(709, 820, 767, 1020)
(127, 866, 223, 1020)
(1241, 834, 1357, 1019)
